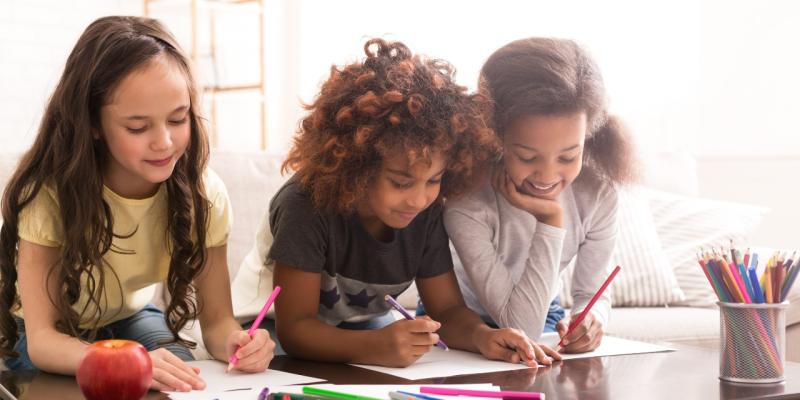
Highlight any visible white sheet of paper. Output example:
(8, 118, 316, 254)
(537, 332, 675, 360)
(168, 383, 499, 400)
(164, 360, 323, 398)
(350, 347, 532, 380)
(350, 334, 674, 380)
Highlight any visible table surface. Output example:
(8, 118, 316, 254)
(2, 344, 800, 400)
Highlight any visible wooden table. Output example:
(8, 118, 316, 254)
(3, 345, 800, 400)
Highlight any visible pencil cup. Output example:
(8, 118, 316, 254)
(718, 301, 788, 384)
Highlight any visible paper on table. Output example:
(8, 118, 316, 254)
(164, 360, 323, 398)
(168, 388, 259, 400)
(350, 334, 674, 380)
(168, 383, 500, 400)
(538, 332, 675, 360)
(350, 347, 533, 380)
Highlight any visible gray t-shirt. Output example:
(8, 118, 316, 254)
(444, 172, 618, 341)
(268, 177, 453, 325)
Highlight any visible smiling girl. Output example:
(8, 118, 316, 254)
(445, 37, 637, 354)
(0, 16, 274, 392)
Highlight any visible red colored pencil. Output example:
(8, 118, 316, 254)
(558, 265, 621, 348)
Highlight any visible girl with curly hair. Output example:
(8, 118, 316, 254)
(231, 38, 554, 367)
(445, 37, 637, 354)
(0, 16, 274, 391)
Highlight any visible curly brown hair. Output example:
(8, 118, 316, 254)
(480, 37, 637, 185)
(0, 16, 209, 357)
(283, 38, 500, 213)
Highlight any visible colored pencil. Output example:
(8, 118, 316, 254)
(558, 265, 621, 348)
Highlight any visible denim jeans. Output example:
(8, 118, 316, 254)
(416, 297, 566, 333)
(4, 303, 194, 371)
(249, 312, 397, 356)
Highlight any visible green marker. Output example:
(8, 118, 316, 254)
(302, 386, 383, 400)
(269, 392, 329, 400)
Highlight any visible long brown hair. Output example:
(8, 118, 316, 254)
(283, 38, 499, 213)
(480, 37, 637, 185)
(0, 16, 210, 357)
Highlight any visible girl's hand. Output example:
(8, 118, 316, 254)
(492, 166, 563, 227)
(556, 312, 604, 353)
(474, 327, 561, 367)
(225, 329, 276, 373)
(148, 348, 205, 392)
(374, 316, 441, 367)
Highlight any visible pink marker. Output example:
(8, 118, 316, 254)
(226, 285, 281, 372)
(420, 386, 544, 400)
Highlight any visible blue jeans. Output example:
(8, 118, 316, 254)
(249, 312, 397, 356)
(4, 303, 194, 371)
(416, 297, 566, 333)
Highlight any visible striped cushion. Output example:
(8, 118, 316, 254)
(560, 186, 686, 307)
(647, 189, 768, 307)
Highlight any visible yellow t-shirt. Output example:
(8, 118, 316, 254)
(16, 169, 232, 328)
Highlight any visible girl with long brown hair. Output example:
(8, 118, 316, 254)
(444, 37, 637, 355)
(0, 16, 274, 391)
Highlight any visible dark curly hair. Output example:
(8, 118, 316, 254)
(480, 37, 637, 185)
(283, 38, 501, 213)
(0, 16, 209, 358)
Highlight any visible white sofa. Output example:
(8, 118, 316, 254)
(1, 150, 798, 363)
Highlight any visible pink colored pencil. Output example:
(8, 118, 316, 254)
(558, 265, 621, 348)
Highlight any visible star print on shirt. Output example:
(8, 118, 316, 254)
(319, 287, 340, 309)
(346, 289, 377, 308)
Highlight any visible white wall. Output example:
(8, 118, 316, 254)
(699, 0, 800, 157)
(0, 0, 141, 152)
(280, 0, 702, 156)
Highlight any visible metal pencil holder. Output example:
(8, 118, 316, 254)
(718, 301, 788, 384)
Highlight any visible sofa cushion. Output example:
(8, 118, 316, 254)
(648, 189, 768, 307)
(208, 150, 289, 279)
(560, 186, 686, 307)
(605, 306, 720, 349)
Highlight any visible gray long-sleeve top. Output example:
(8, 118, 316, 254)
(444, 172, 619, 341)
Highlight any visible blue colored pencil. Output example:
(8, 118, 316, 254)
(748, 266, 765, 304)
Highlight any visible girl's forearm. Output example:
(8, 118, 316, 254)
(26, 329, 89, 375)
(433, 305, 486, 352)
(201, 317, 243, 362)
(278, 318, 379, 364)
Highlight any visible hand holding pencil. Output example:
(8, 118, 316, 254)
(225, 285, 281, 373)
(557, 265, 620, 353)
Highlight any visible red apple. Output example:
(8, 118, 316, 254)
(76, 339, 153, 400)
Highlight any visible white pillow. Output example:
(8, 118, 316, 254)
(647, 189, 768, 307)
(560, 186, 686, 307)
